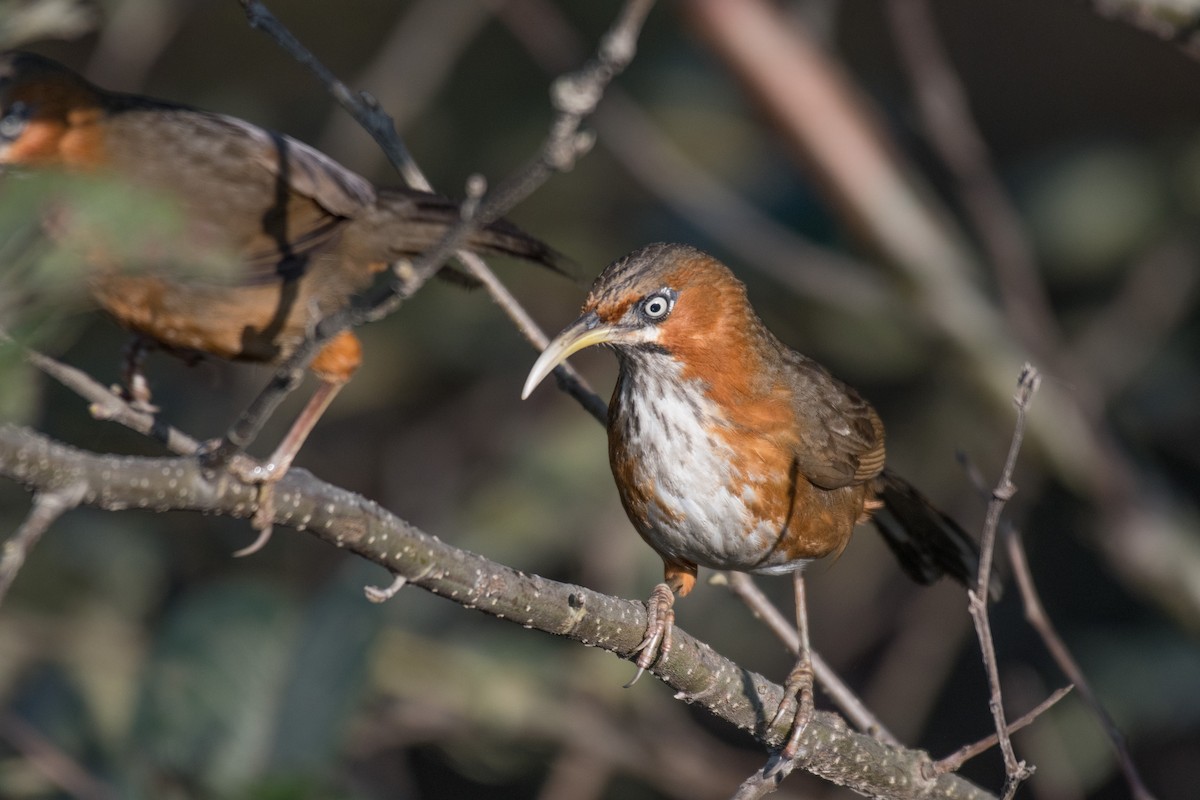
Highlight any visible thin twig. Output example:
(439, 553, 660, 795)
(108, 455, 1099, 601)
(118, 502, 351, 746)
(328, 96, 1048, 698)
(0, 713, 117, 800)
(968, 365, 1040, 797)
(498, 0, 892, 316)
(1, 329, 197, 454)
(238, 0, 425, 188)
(722, 572, 899, 746)
(24, 346, 200, 455)
(932, 685, 1073, 776)
(885, 0, 1065, 377)
(1006, 526, 1158, 800)
(0, 480, 86, 609)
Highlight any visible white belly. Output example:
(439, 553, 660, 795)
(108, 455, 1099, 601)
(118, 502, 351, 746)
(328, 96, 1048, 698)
(612, 361, 808, 574)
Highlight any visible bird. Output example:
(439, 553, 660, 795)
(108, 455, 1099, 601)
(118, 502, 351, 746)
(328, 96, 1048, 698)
(522, 242, 993, 758)
(0, 51, 568, 554)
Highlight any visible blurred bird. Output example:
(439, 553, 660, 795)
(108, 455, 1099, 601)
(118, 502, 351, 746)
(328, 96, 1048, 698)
(0, 51, 567, 553)
(524, 243, 993, 757)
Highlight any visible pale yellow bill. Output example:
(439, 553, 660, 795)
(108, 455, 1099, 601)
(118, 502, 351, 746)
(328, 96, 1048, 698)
(521, 314, 618, 399)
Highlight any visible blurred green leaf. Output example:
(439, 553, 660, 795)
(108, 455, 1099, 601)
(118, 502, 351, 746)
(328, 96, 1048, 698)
(128, 580, 299, 796)
(267, 562, 384, 777)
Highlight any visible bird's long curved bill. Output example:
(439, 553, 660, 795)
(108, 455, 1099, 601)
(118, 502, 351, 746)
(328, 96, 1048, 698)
(521, 311, 616, 399)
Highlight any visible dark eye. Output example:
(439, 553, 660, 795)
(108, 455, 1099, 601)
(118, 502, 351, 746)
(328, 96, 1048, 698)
(641, 292, 672, 321)
(0, 101, 30, 142)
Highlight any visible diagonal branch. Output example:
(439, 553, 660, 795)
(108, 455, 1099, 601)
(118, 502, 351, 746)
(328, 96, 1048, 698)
(1005, 526, 1158, 800)
(239, 0, 606, 423)
(931, 685, 1073, 776)
(722, 572, 899, 746)
(218, 0, 647, 458)
(0, 477, 86, 608)
(0, 423, 994, 800)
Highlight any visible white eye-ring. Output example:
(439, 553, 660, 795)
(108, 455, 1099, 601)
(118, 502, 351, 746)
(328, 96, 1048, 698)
(641, 292, 672, 320)
(0, 101, 30, 141)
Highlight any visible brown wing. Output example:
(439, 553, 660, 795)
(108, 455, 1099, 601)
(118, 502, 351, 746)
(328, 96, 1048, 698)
(104, 101, 375, 284)
(778, 346, 886, 490)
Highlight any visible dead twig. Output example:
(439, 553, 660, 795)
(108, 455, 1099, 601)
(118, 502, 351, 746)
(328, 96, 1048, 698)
(0, 712, 117, 800)
(0, 479, 86, 609)
(1006, 526, 1158, 800)
(968, 365, 1040, 797)
(885, 0, 1067, 383)
(721, 572, 899, 746)
(223, 0, 633, 455)
(931, 685, 1073, 776)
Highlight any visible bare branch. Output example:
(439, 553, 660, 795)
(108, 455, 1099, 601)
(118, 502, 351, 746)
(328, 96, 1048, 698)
(932, 685, 1073, 776)
(721, 573, 900, 746)
(498, 0, 893, 316)
(967, 365, 1041, 796)
(0, 712, 117, 800)
(0, 479, 85, 608)
(238, 0, 424, 187)
(220, 0, 636, 458)
(885, 0, 1067, 377)
(250, 0, 608, 422)
(1086, 0, 1200, 60)
(0, 423, 995, 799)
(24, 345, 200, 456)
(1005, 527, 1159, 800)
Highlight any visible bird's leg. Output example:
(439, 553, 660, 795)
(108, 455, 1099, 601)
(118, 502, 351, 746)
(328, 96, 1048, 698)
(230, 377, 345, 557)
(227, 330, 360, 556)
(626, 563, 696, 686)
(770, 570, 815, 760)
(118, 335, 158, 413)
(626, 582, 676, 687)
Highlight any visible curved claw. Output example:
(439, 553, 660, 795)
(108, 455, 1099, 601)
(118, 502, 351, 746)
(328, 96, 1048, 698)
(232, 481, 277, 557)
(232, 522, 274, 558)
(624, 582, 676, 686)
(772, 654, 816, 763)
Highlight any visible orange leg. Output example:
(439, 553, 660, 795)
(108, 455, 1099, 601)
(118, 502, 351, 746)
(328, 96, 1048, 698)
(231, 330, 361, 556)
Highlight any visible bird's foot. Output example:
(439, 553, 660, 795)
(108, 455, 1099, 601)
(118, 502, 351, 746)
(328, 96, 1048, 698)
(196, 441, 280, 557)
(770, 651, 816, 764)
(227, 453, 282, 557)
(625, 582, 675, 687)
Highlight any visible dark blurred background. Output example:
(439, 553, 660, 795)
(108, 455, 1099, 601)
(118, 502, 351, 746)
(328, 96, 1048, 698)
(1, 1, 1198, 798)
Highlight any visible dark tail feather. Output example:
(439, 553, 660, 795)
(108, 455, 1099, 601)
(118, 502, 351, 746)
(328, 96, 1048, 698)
(465, 215, 575, 279)
(871, 470, 1002, 600)
(378, 187, 575, 280)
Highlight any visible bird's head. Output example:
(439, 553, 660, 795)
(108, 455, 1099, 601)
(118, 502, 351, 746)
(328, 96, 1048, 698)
(0, 51, 105, 167)
(522, 242, 759, 399)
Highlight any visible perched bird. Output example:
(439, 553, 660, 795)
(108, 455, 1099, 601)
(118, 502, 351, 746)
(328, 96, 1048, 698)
(0, 51, 566, 553)
(523, 243, 991, 757)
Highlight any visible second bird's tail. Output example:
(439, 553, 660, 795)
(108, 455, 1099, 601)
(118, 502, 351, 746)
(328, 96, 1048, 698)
(375, 187, 573, 279)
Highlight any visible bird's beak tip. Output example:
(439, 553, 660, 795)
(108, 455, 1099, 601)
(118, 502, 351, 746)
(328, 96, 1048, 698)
(521, 311, 611, 402)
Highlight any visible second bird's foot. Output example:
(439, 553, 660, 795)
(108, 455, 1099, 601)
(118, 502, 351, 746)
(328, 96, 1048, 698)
(195, 441, 280, 557)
